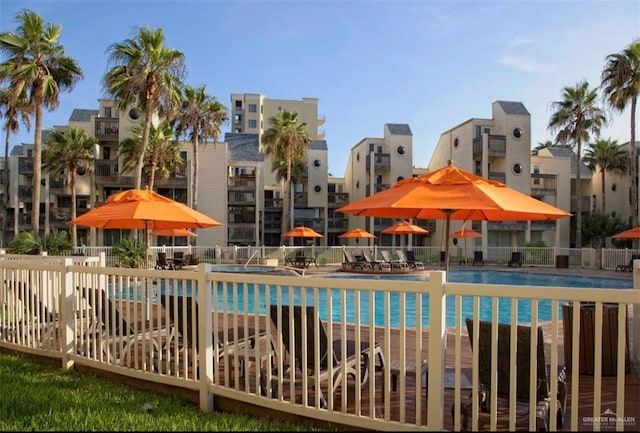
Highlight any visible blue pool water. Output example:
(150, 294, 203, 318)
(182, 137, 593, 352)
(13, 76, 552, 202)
(114, 270, 631, 328)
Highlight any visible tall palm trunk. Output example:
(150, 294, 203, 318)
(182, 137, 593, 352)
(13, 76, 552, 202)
(2, 128, 10, 248)
(601, 168, 606, 214)
(192, 132, 199, 210)
(32, 96, 43, 239)
(136, 107, 153, 190)
(575, 139, 582, 248)
(69, 170, 77, 248)
(630, 96, 637, 227)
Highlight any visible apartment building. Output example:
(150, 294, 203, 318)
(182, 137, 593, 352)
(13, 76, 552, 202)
(427, 101, 572, 251)
(342, 123, 426, 247)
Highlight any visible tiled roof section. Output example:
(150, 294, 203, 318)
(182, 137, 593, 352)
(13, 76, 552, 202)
(310, 140, 327, 150)
(548, 145, 592, 176)
(69, 109, 98, 122)
(496, 101, 529, 116)
(386, 124, 412, 136)
(225, 133, 263, 162)
(10, 145, 24, 156)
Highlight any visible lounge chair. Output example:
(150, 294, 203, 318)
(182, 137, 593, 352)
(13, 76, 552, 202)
(5, 280, 59, 347)
(267, 305, 385, 409)
(615, 254, 640, 272)
(508, 251, 522, 267)
(362, 249, 391, 271)
(397, 249, 424, 270)
(159, 294, 274, 378)
(457, 318, 566, 431)
(472, 251, 484, 266)
(342, 250, 372, 271)
(381, 250, 408, 271)
(77, 286, 172, 365)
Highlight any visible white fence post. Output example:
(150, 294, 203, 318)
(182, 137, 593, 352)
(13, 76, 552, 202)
(427, 270, 446, 430)
(199, 262, 214, 412)
(61, 257, 74, 371)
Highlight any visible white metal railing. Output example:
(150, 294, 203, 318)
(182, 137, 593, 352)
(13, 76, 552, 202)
(0, 254, 638, 431)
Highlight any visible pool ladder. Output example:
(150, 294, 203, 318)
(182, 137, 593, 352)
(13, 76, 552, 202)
(244, 250, 259, 268)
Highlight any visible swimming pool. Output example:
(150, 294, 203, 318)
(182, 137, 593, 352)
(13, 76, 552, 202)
(115, 269, 631, 328)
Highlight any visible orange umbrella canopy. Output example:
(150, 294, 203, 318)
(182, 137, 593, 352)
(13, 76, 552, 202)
(281, 226, 324, 238)
(337, 162, 570, 274)
(382, 221, 429, 235)
(338, 227, 377, 239)
(450, 227, 482, 239)
(611, 227, 640, 239)
(151, 228, 197, 237)
(68, 189, 221, 230)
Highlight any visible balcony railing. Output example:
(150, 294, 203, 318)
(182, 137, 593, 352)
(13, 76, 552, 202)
(18, 158, 33, 174)
(472, 135, 507, 157)
(531, 173, 557, 197)
(366, 153, 391, 171)
(94, 159, 119, 178)
(95, 117, 120, 140)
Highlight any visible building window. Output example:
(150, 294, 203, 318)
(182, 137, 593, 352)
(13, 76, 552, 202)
(454, 138, 459, 148)
(104, 107, 112, 118)
(356, 153, 360, 162)
(356, 181, 359, 188)
(513, 163, 523, 175)
(513, 127, 524, 139)
(369, 143, 375, 152)
(248, 119, 257, 128)
(313, 159, 322, 167)
(235, 100, 242, 108)
(397, 145, 406, 156)
(612, 183, 617, 191)
(248, 104, 257, 113)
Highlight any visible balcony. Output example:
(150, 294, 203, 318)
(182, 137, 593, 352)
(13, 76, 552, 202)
(472, 135, 506, 157)
(571, 195, 592, 213)
(228, 191, 256, 205)
(531, 173, 557, 197)
(317, 129, 325, 140)
(228, 175, 256, 191)
(487, 172, 506, 184)
(94, 159, 119, 178)
(18, 158, 33, 174)
(95, 117, 120, 140)
(293, 192, 308, 206)
(18, 185, 33, 201)
(366, 183, 390, 196)
(264, 197, 283, 210)
(317, 115, 326, 126)
(366, 153, 391, 171)
(487, 221, 528, 231)
(328, 192, 349, 207)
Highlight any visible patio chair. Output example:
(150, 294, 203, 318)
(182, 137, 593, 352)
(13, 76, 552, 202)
(159, 294, 274, 378)
(615, 254, 640, 272)
(342, 250, 372, 271)
(155, 252, 172, 270)
(381, 250, 408, 271)
(362, 249, 391, 271)
(508, 251, 522, 267)
(457, 318, 567, 431)
(397, 249, 424, 270)
(472, 251, 484, 266)
(6, 280, 59, 347)
(77, 286, 172, 365)
(267, 305, 385, 409)
(172, 251, 185, 270)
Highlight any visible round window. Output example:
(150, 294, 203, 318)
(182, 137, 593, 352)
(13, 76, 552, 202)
(77, 166, 87, 176)
(513, 127, 524, 139)
(314, 185, 321, 193)
(513, 163, 524, 175)
(397, 176, 404, 182)
(129, 108, 141, 120)
(356, 153, 360, 162)
(454, 138, 459, 148)
(356, 181, 360, 188)
(397, 146, 406, 155)
(313, 159, 322, 168)
(612, 183, 617, 192)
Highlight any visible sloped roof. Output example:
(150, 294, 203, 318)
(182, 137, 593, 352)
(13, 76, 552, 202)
(547, 145, 592, 177)
(386, 124, 412, 135)
(69, 109, 99, 122)
(496, 101, 529, 116)
(310, 140, 327, 150)
(225, 133, 263, 162)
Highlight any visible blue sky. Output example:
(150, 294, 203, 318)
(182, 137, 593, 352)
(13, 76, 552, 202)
(1, 0, 638, 176)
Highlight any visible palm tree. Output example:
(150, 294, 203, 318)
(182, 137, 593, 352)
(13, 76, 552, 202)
(173, 84, 228, 211)
(118, 122, 182, 191)
(531, 139, 554, 155)
(103, 26, 186, 190)
(601, 39, 640, 226)
(0, 9, 83, 239)
(0, 85, 31, 246)
(583, 138, 628, 213)
(42, 127, 96, 248)
(549, 81, 606, 248)
(262, 109, 312, 237)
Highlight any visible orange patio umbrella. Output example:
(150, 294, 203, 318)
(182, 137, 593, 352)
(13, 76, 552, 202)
(382, 221, 429, 235)
(337, 161, 571, 275)
(282, 225, 324, 239)
(338, 227, 377, 239)
(449, 226, 482, 239)
(69, 189, 221, 230)
(151, 227, 197, 237)
(611, 227, 640, 239)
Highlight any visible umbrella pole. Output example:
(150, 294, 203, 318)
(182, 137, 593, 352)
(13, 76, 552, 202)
(444, 211, 451, 277)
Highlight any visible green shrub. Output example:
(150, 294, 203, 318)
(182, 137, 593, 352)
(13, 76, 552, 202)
(112, 238, 148, 268)
(6, 232, 41, 255)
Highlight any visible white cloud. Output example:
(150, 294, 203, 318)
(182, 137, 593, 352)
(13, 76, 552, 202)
(499, 55, 554, 73)
(509, 37, 535, 47)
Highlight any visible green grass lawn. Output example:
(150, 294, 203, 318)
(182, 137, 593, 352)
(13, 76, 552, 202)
(0, 353, 322, 431)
